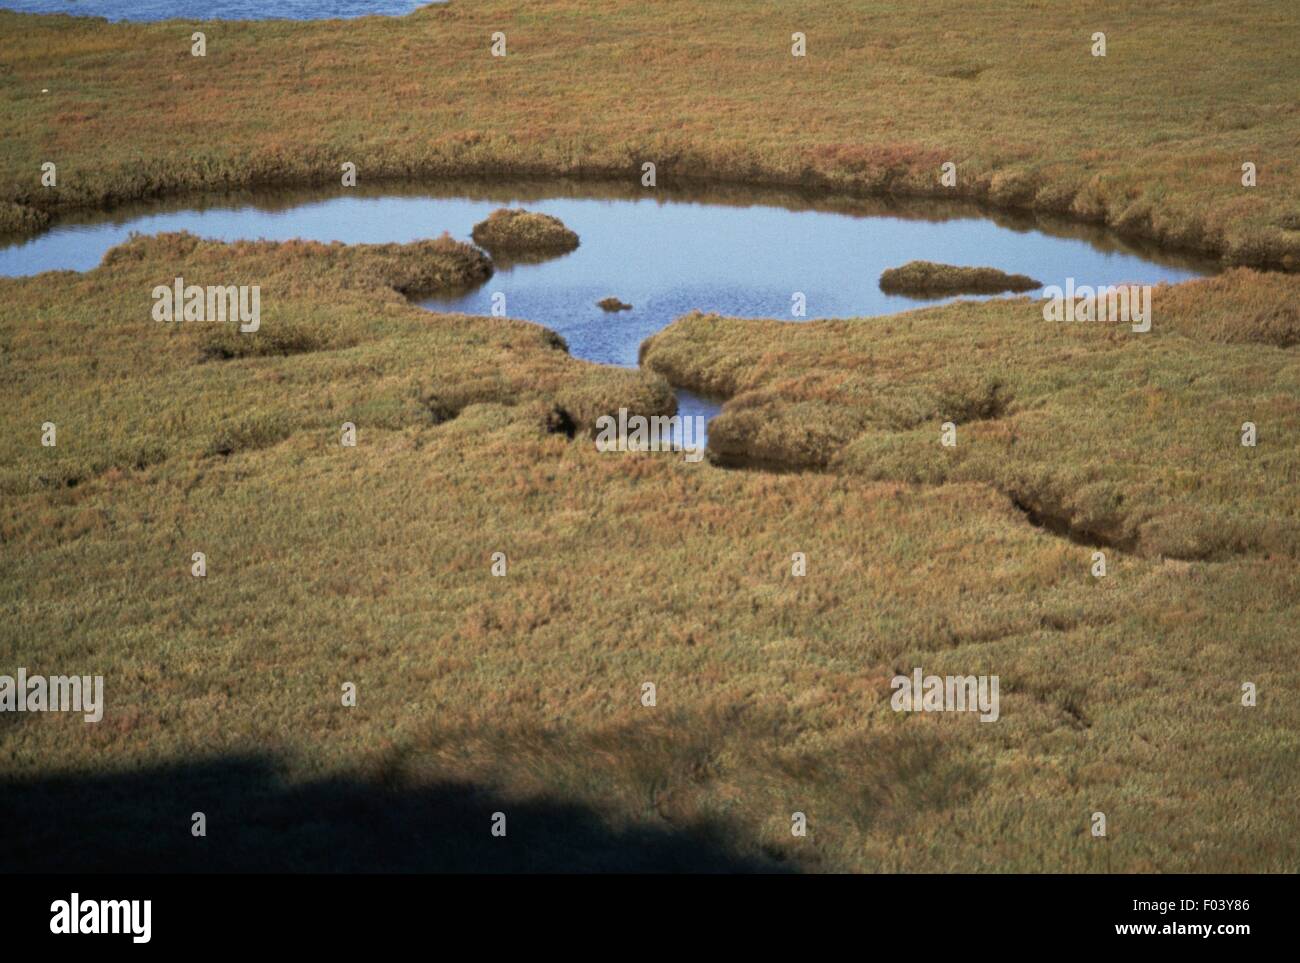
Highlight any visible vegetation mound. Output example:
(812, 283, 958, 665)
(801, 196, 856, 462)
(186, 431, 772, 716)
(642, 270, 1300, 560)
(0, 231, 666, 494)
(879, 261, 1041, 295)
(471, 208, 579, 254)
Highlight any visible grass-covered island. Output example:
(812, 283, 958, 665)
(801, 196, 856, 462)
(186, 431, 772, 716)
(880, 260, 1042, 295)
(470, 208, 580, 255)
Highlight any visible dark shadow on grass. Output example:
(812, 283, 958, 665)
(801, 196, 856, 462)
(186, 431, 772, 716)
(0, 754, 790, 873)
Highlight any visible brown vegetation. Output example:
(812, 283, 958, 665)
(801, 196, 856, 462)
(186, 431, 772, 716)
(470, 208, 579, 254)
(3, 1, 1298, 873)
(2, 228, 1298, 873)
(642, 269, 1300, 561)
(880, 260, 1040, 295)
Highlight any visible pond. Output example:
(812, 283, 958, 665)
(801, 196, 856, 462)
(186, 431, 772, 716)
(0, 180, 1215, 441)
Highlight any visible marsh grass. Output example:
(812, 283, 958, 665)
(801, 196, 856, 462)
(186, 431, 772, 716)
(2, 0, 1299, 873)
(0, 231, 670, 497)
(1, 236, 1297, 871)
(642, 269, 1300, 560)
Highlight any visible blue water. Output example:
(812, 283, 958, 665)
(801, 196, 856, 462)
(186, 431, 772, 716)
(0, 0, 433, 20)
(0, 183, 1213, 441)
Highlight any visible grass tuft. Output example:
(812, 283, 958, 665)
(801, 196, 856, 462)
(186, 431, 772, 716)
(471, 208, 579, 255)
(880, 261, 1041, 295)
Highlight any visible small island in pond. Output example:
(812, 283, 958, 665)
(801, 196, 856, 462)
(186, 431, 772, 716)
(471, 208, 580, 255)
(879, 260, 1041, 296)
